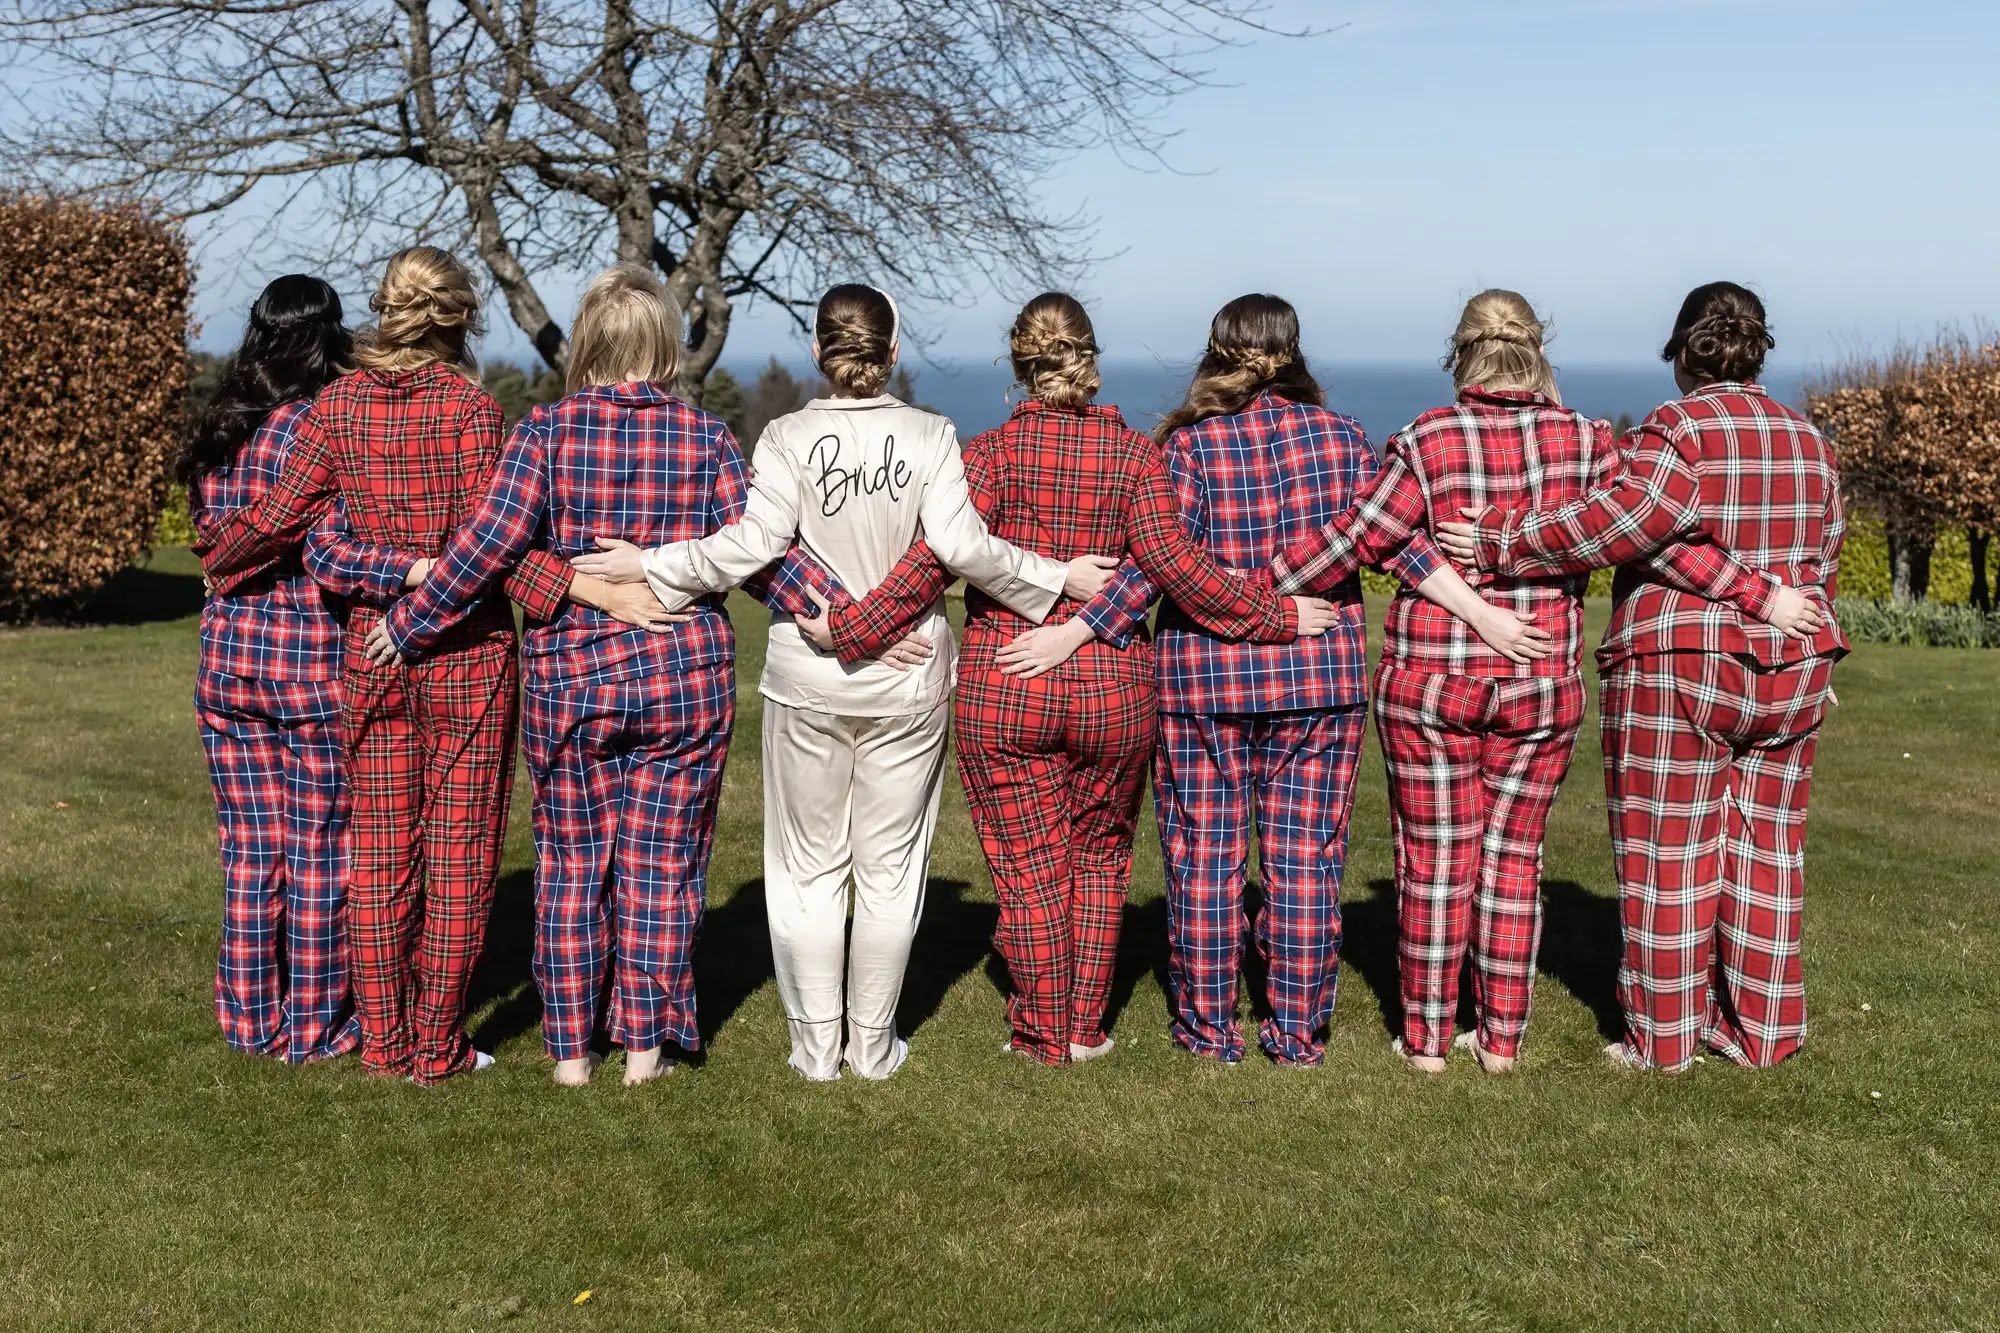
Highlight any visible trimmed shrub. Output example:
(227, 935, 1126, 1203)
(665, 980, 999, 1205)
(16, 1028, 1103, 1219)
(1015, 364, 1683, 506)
(1835, 596, 2000, 649)
(1835, 516, 1993, 606)
(1, 195, 191, 617)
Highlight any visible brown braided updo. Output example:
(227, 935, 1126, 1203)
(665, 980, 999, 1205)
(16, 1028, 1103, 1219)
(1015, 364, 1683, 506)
(1008, 292, 1102, 410)
(815, 284, 897, 398)
(1154, 293, 1324, 444)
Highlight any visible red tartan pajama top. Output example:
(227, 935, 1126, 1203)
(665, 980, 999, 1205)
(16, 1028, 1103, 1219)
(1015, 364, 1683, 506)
(191, 398, 412, 682)
(197, 365, 574, 648)
(1271, 386, 1783, 677)
(825, 399, 1300, 661)
(380, 382, 851, 691)
(1464, 382, 1849, 671)
(1076, 392, 1442, 713)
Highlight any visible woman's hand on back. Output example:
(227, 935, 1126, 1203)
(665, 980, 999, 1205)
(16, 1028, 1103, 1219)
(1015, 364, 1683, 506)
(570, 536, 646, 584)
(1473, 605, 1553, 664)
(995, 617, 1094, 679)
(1762, 582, 1827, 640)
(1063, 554, 1120, 602)
(1288, 596, 1342, 637)
(796, 585, 933, 669)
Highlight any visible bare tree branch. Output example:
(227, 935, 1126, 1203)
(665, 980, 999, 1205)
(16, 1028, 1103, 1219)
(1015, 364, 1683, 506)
(3, 0, 1301, 391)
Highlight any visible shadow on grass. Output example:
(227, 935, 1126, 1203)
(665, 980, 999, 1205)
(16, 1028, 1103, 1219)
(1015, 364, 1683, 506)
(900, 878, 987, 1038)
(1537, 878, 1625, 1041)
(695, 878, 776, 1050)
(467, 868, 540, 1052)
(1338, 881, 1407, 1040)
(1339, 877, 1626, 1043)
(68, 561, 207, 626)
(1103, 895, 1170, 1036)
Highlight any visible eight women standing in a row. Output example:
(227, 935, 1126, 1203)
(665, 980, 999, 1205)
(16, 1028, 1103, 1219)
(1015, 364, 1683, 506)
(190, 250, 1845, 1083)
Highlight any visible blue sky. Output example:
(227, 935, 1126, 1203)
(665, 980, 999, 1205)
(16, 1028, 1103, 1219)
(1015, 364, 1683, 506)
(186, 0, 2000, 372)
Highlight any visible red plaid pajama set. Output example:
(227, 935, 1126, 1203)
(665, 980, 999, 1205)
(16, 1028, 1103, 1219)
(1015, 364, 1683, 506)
(827, 400, 1298, 1065)
(381, 383, 848, 1062)
(1272, 387, 1772, 1061)
(1078, 393, 1440, 1064)
(201, 365, 570, 1083)
(1468, 382, 1847, 1071)
(191, 399, 407, 1062)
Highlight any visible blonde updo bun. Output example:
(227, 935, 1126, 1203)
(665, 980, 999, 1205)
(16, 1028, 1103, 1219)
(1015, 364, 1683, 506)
(1445, 289, 1558, 400)
(353, 246, 483, 375)
(1009, 292, 1101, 410)
(815, 284, 896, 398)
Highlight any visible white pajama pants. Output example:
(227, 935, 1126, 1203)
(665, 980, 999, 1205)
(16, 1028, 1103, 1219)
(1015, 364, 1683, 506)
(761, 699, 949, 1080)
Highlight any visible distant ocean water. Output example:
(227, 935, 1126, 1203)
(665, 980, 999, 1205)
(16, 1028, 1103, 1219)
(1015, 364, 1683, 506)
(724, 358, 1808, 446)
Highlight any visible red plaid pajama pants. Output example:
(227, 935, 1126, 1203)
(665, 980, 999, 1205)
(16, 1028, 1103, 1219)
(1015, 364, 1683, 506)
(955, 640, 1158, 1065)
(520, 665, 734, 1061)
(339, 627, 518, 1083)
(1374, 664, 1585, 1061)
(195, 671, 360, 1063)
(1153, 706, 1367, 1065)
(1600, 651, 1834, 1072)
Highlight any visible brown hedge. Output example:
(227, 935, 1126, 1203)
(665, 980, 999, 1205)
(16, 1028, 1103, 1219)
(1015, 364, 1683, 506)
(0, 194, 191, 618)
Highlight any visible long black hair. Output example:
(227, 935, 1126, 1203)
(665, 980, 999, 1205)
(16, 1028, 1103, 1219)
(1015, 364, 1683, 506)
(176, 275, 352, 484)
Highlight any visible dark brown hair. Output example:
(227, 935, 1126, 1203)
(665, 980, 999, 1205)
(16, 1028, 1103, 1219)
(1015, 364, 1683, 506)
(1663, 281, 1774, 384)
(1155, 293, 1323, 444)
(1009, 292, 1101, 410)
(815, 283, 895, 398)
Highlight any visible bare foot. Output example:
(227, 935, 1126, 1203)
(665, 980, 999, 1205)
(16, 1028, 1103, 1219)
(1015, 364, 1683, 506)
(1453, 1030, 1516, 1074)
(1392, 1037, 1446, 1074)
(1602, 1041, 1643, 1070)
(622, 1045, 673, 1086)
(552, 1053, 601, 1086)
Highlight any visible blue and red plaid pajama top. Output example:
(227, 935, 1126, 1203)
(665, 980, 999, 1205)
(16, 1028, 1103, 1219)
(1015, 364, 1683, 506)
(198, 365, 575, 1083)
(383, 381, 851, 1059)
(190, 398, 408, 1064)
(1270, 385, 1787, 1060)
(828, 398, 1299, 1065)
(1465, 381, 1848, 1071)
(1078, 392, 1441, 1063)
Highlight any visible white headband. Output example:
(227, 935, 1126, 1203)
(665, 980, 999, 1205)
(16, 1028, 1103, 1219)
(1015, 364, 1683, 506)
(863, 283, 901, 349)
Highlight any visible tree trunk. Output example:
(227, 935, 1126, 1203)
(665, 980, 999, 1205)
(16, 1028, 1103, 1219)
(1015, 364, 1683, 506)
(1970, 529, 1993, 612)
(1890, 533, 1933, 603)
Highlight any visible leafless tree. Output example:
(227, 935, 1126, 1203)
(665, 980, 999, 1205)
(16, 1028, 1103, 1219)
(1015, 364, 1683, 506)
(4, 0, 1299, 392)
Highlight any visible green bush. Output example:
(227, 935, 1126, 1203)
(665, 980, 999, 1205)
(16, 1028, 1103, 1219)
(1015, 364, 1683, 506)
(1835, 596, 2000, 648)
(1836, 517, 1993, 605)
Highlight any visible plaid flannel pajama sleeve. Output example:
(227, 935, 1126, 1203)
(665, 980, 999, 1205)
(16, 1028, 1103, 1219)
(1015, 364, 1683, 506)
(199, 409, 343, 592)
(1472, 423, 1779, 620)
(384, 420, 559, 657)
(1126, 438, 1296, 642)
(710, 424, 853, 619)
(1602, 429, 1779, 619)
(1268, 443, 1439, 597)
(303, 498, 416, 602)
(1074, 428, 1210, 645)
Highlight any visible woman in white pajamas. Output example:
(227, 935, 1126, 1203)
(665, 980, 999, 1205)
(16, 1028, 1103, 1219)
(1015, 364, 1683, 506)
(574, 283, 1118, 1080)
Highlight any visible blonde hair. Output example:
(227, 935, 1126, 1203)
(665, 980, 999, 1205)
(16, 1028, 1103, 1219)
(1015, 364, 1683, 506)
(1445, 290, 1558, 401)
(815, 284, 897, 398)
(1009, 292, 1101, 410)
(352, 246, 483, 375)
(565, 264, 682, 394)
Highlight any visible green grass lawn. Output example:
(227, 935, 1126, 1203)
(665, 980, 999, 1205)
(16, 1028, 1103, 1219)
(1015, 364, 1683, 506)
(2, 548, 1996, 1332)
